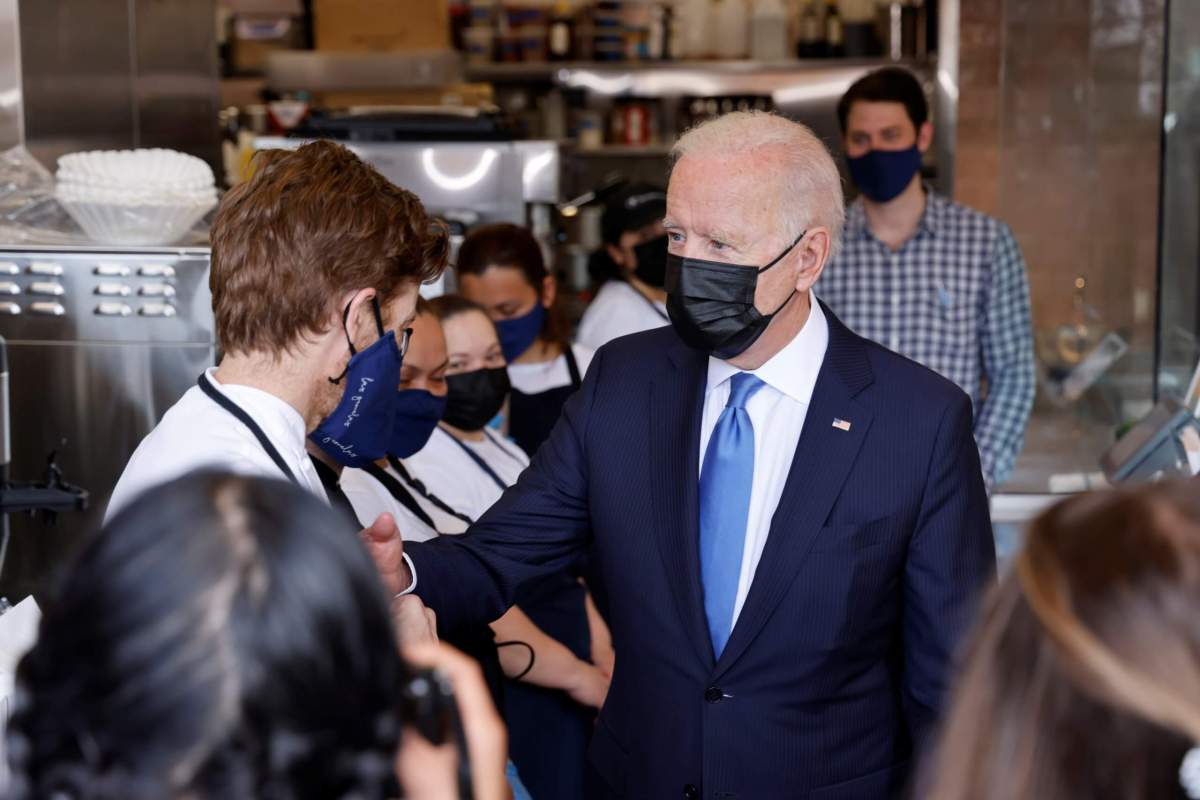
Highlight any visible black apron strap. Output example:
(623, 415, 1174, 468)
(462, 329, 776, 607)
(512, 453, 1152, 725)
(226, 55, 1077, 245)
(363, 462, 439, 529)
(563, 345, 582, 389)
(386, 457, 476, 526)
(198, 373, 300, 486)
(441, 429, 509, 493)
(307, 455, 360, 531)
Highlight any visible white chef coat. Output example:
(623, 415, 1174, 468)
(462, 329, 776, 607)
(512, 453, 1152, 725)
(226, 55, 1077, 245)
(698, 296, 829, 624)
(105, 367, 327, 521)
(576, 280, 669, 351)
(404, 426, 530, 521)
(506, 343, 594, 396)
(340, 465, 445, 542)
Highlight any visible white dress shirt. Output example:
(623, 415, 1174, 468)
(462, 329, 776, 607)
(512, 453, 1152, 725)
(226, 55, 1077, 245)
(105, 367, 327, 521)
(403, 427, 530, 521)
(698, 295, 829, 624)
(576, 280, 669, 351)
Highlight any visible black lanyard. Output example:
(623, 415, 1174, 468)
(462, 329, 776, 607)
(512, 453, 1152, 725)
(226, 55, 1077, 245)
(440, 427, 521, 493)
(363, 462, 440, 529)
(198, 373, 300, 486)
(308, 455, 361, 531)
(563, 345, 583, 387)
(386, 456, 475, 526)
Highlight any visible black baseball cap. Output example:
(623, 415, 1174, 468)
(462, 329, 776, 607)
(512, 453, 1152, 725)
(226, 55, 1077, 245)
(601, 182, 667, 245)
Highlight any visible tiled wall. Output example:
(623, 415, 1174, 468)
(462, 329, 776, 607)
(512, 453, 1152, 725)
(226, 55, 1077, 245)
(955, 0, 1164, 352)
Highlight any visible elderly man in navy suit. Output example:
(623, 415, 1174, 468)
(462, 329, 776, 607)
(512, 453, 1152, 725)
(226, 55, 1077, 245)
(371, 112, 996, 799)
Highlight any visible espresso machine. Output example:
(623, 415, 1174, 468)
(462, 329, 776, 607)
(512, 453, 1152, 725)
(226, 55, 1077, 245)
(0, 246, 213, 599)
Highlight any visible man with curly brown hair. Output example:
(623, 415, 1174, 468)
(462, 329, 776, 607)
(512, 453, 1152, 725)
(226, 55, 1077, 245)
(107, 140, 446, 550)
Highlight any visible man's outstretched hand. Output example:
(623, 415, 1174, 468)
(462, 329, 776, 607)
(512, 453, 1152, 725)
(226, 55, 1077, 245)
(360, 512, 414, 596)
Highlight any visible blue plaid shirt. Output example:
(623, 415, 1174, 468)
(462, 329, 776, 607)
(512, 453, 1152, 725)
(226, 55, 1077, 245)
(816, 191, 1035, 488)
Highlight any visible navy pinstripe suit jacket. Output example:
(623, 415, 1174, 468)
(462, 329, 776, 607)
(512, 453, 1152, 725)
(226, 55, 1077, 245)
(408, 305, 996, 799)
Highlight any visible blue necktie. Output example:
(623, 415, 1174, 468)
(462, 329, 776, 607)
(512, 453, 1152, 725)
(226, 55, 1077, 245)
(699, 372, 765, 658)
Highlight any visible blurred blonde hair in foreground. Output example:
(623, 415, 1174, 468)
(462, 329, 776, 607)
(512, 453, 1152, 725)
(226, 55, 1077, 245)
(924, 481, 1200, 800)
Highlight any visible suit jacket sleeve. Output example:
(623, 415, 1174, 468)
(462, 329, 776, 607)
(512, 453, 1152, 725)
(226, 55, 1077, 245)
(404, 346, 603, 633)
(902, 392, 997, 750)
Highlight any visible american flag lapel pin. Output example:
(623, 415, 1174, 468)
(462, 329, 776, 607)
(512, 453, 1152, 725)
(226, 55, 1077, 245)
(832, 418, 852, 432)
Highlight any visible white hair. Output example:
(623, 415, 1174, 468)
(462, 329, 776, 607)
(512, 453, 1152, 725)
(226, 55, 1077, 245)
(671, 111, 845, 259)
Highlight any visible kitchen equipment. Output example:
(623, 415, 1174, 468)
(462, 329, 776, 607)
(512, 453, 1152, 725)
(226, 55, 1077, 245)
(0, 245, 213, 600)
(1101, 398, 1200, 483)
(55, 149, 218, 246)
(0, 333, 87, 586)
(255, 136, 558, 228)
(291, 107, 515, 142)
(256, 118, 560, 299)
(259, 108, 558, 218)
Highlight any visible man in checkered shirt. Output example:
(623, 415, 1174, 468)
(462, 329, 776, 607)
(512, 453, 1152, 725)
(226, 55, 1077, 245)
(816, 68, 1035, 490)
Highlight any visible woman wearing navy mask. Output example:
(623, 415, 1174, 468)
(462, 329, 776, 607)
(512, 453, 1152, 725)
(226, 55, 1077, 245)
(408, 294, 613, 800)
(340, 301, 464, 535)
(454, 224, 594, 457)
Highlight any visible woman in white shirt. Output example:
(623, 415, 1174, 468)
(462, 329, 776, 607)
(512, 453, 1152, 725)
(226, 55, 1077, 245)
(455, 223, 593, 457)
(413, 294, 614, 800)
(576, 181, 670, 351)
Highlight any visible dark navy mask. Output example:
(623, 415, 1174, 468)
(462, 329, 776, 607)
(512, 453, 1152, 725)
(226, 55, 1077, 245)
(847, 145, 922, 203)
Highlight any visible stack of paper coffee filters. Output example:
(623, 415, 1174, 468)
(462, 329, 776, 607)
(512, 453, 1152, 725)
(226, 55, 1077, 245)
(55, 149, 218, 245)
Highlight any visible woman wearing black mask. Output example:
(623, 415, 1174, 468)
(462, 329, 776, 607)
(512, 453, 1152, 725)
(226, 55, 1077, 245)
(577, 181, 671, 351)
(409, 295, 528, 515)
(403, 294, 614, 800)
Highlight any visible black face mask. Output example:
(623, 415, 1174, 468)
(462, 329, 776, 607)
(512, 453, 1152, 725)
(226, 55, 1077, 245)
(443, 367, 511, 431)
(665, 231, 806, 359)
(631, 234, 669, 288)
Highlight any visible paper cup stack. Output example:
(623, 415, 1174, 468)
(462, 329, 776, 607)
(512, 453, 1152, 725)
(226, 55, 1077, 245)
(56, 149, 218, 245)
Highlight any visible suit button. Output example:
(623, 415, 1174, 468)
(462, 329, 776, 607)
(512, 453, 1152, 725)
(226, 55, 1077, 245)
(705, 686, 724, 703)
(683, 785, 699, 799)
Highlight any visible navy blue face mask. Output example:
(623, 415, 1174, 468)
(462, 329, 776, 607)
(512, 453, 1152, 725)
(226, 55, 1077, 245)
(847, 145, 922, 203)
(309, 298, 404, 468)
(389, 389, 448, 458)
(496, 301, 545, 362)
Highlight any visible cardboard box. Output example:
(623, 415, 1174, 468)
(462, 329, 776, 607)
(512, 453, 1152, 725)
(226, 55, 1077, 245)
(229, 18, 306, 75)
(314, 0, 450, 52)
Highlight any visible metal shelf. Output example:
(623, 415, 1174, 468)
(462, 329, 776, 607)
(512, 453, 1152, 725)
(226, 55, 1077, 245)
(570, 144, 674, 157)
(465, 58, 927, 83)
(466, 58, 932, 99)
